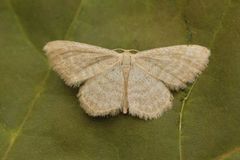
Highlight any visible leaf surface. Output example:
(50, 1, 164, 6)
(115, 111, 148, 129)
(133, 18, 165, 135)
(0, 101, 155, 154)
(0, 0, 240, 160)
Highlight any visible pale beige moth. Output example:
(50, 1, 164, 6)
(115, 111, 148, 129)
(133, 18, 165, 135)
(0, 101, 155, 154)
(43, 41, 210, 120)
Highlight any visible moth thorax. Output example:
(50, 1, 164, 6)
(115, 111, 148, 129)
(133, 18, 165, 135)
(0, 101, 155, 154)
(122, 52, 132, 67)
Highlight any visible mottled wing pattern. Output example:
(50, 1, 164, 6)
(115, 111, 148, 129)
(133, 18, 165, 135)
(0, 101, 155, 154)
(134, 45, 210, 90)
(128, 64, 173, 120)
(43, 40, 120, 86)
(78, 64, 124, 116)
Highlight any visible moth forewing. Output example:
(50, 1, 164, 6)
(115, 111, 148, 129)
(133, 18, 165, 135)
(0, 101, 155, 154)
(43, 40, 121, 87)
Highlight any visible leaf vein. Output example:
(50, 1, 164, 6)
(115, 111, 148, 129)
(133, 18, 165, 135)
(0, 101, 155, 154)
(1, 70, 50, 160)
(1, 0, 84, 159)
(214, 147, 240, 160)
(6, 0, 45, 59)
(178, 0, 232, 160)
(64, 0, 83, 39)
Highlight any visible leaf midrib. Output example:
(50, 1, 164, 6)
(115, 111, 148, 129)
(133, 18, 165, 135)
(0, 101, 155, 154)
(1, 0, 83, 160)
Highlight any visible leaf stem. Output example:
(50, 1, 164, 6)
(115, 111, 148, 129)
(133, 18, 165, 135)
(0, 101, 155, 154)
(178, 80, 197, 160)
(178, 0, 232, 159)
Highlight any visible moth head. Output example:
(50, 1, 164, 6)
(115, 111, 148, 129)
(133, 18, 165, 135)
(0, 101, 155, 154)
(113, 48, 139, 54)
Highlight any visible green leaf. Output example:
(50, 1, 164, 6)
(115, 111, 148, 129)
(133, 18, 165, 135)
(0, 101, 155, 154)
(0, 0, 240, 160)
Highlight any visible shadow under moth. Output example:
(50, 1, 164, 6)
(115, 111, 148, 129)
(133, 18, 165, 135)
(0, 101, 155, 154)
(43, 41, 210, 120)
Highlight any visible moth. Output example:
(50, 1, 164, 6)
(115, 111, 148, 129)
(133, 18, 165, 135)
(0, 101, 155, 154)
(43, 41, 210, 120)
